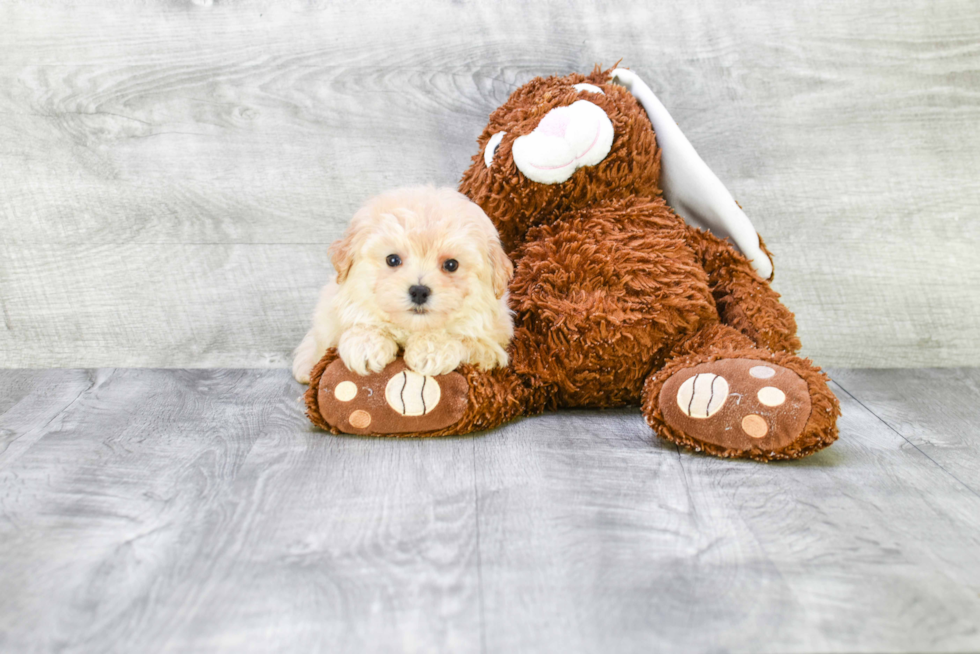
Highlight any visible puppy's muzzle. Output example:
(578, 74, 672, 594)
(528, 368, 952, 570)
(409, 284, 431, 306)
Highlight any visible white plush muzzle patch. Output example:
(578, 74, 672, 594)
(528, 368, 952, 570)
(512, 100, 614, 184)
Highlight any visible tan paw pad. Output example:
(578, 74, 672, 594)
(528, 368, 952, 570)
(741, 414, 768, 438)
(348, 410, 372, 429)
(757, 386, 786, 407)
(334, 381, 358, 402)
(676, 373, 728, 418)
(385, 371, 441, 416)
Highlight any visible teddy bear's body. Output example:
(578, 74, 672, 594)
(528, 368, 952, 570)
(306, 66, 840, 461)
(506, 196, 716, 408)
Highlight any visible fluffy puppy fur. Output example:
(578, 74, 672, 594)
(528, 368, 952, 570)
(292, 187, 514, 383)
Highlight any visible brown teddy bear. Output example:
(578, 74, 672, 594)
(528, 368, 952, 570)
(305, 66, 840, 461)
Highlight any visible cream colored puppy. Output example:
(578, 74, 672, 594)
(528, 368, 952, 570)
(292, 187, 514, 384)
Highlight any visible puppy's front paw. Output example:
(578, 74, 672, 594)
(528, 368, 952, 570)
(404, 334, 465, 376)
(463, 339, 509, 371)
(292, 329, 321, 384)
(338, 329, 399, 376)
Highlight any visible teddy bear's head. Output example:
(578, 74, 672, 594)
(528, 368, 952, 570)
(459, 66, 661, 252)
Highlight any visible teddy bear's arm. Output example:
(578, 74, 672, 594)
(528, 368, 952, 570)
(686, 227, 801, 354)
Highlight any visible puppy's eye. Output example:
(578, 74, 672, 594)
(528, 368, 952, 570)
(442, 259, 459, 273)
(483, 132, 505, 167)
(385, 254, 402, 267)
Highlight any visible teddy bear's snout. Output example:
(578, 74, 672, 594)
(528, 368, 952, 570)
(512, 100, 614, 185)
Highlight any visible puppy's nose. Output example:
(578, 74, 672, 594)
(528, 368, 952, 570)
(409, 284, 431, 306)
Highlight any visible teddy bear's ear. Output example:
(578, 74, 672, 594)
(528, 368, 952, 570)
(611, 68, 774, 280)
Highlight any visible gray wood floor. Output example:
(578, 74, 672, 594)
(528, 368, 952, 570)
(1, 369, 979, 653)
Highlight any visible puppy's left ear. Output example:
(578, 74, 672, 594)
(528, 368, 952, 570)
(488, 236, 514, 299)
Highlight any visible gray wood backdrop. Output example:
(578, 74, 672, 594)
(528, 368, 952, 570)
(2, 0, 978, 369)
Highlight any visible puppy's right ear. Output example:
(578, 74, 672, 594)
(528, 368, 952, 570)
(328, 236, 354, 283)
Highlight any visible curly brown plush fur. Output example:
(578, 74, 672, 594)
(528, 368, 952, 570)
(306, 65, 839, 461)
(461, 68, 663, 253)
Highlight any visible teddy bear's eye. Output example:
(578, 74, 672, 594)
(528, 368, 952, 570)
(483, 132, 506, 167)
(573, 83, 604, 95)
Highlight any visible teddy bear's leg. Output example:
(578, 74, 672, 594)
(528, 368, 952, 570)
(641, 323, 840, 461)
(686, 227, 801, 354)
(303, 349, 543, 437)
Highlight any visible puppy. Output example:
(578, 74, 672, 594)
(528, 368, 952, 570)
(292, 187, 514, 384)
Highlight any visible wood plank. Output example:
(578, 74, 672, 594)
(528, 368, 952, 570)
(0, 369, 50, 416)
(0, 369, 94, 468)
(1, 1, 979, 367)
(472, 409, 813, 653)
(679, 378, 980, 652)
(0, 369, 481, 653)
(0, 243, 327, 368)
(832, 367, 980, 496)
(473, 378, 980, 653)
(1, 368, 980, 651)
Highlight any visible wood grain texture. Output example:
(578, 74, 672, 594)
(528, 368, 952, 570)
(1, 367, 980, 653)
(832, 367, 980, 496)
(0, 369, 482, 653)
(1, 1, 979, 367)
(474, 383, 980, 653)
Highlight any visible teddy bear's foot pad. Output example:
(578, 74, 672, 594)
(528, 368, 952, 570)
(659, 358, 811, 455)
(317, 358, 469, 435)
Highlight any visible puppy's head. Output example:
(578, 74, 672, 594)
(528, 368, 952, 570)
(330, 187, 512, 331)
